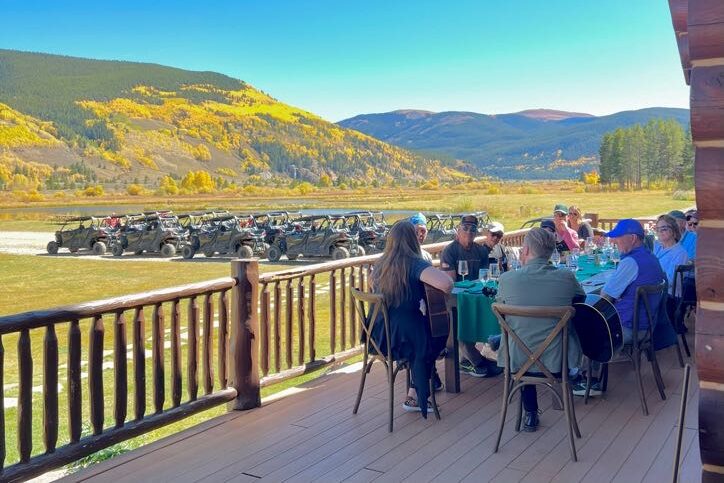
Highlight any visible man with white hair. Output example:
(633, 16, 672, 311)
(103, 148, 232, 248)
(495, 227, 585, 432)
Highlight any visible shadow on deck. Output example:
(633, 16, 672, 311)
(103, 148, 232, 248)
(63, 342, 700, 483)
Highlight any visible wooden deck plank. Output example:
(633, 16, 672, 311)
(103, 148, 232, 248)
(547, 354, 681, 483)
(302, 376, 499, 483)
(64, 348, 697, 483)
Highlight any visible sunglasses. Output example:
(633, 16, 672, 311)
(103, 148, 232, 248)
(554, 212, 567, 218)
(654, 226, 672, 233)
(687, 221, 698, 227)
(459, 224, 477, 233)
(569, 212, 579, 217)
(490, 232, 503, 238)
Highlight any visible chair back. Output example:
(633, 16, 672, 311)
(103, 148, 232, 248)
(350, 287, 391, 361)
(423, 283, 450, 338)
(491, 304, 575, 382)
(672, 263, 695, 301)
(632, 280, 667, 339)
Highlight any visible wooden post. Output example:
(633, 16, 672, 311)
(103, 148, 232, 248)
(586, 213, 599, 229)
(229, 260, 261, 410)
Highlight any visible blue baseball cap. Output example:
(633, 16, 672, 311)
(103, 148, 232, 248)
(540, 219, 556, 232)
(409, 213, 427, 226)
(606, 219, 644, 238)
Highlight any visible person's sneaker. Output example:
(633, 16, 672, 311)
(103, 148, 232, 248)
(572, 381, 603, 397)
(460, 361, 502, 378)
(522, 410, 540, 432)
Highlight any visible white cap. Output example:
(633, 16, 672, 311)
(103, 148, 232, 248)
(487, 222, 505, 234)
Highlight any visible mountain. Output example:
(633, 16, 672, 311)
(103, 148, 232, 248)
(338, 107, 690, 179)
(0, 50, 471, 192)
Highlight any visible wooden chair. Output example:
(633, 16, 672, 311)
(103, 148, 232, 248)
(491, 303, 581, 461)
(671, 263, 695, 359)
(350, 287, 440, 432)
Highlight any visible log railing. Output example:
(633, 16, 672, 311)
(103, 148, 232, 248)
(0, 262, 256, 482)
(0, 229, 533, 480)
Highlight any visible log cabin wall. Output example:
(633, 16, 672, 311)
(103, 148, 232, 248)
(668, 1, 724, 481)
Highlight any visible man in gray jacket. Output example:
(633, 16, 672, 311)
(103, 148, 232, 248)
(495, 227, 585, 431)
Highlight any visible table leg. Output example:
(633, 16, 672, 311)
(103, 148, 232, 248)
(445, 308, 460, 393)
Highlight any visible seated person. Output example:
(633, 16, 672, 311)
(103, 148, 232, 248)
(409, 213, 432, 262)
(552, 204, 580, 251)
(484, 222, 508, 270)
(652, 214, 689, 295)
(370, 221, 453, 416)
(567, 205, 593, 242)
(441, 214, 502, 378)
(600, 219, 667, 345)
(669, 210, 696, 260)
(495, 227, 585, 432)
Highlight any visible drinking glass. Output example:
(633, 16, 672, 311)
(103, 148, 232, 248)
(598, 251, 608, 267)
(611, 247, 621, 267)
(511, 259, 521, 271)
(551, 249, 561, 268)
(478, 268, 489, 283)
(489, 265, 500, 283)
(458, 260, 469, 281)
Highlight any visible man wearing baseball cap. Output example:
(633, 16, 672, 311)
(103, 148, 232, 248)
(669, 210, 697, 260)
(409, 213, 433, 262)
(441, 214, 502, 378)
(572, 219, 666, 397)
(601, 219, 666, 343)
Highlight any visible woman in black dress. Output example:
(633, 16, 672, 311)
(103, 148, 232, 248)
(371, 221, 453, 417)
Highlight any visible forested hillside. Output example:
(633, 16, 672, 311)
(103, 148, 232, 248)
(339, 108, 690, 179)
(0, 50, 471, 193)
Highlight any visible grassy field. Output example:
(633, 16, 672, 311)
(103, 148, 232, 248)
(0, 186, 694, 473)
(0, 186, 694, 233)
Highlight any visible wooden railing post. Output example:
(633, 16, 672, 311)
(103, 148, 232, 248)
(229, 259, 261, 410)
(587, 212, 599, 228)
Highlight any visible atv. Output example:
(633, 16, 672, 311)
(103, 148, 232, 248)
(110, 213, 185, 257)
(267, 214, 363, 262)
(46, 216, 114, 255)
(424, 214, 457, 244)
(181, 214, 269, 260)
(343, 211, 387, 254)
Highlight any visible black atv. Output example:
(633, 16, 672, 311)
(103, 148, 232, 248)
(46, 216, 114, 255)
(181, 214, 269, 259)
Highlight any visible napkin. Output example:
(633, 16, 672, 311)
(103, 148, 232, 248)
(454, 280, 477, 289)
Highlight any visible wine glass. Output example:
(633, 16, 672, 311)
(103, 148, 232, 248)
(458, 260, 469, 281)
(478, 268, 489, 284)
(489, 265, 500, 283)
(611, 246, 621, 267)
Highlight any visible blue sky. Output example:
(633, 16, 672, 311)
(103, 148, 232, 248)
(0, 0, 688, 121)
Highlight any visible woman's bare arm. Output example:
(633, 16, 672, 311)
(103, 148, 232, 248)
(420, 266, 454, 293)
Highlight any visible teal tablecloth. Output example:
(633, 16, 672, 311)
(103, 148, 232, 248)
(456, 259, 615, 343)
(455, 281, 500, 343)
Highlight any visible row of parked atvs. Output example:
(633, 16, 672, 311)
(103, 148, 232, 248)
(45, 210, 491, 261)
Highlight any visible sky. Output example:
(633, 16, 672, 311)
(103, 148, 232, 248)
(0, 0, 689, 122)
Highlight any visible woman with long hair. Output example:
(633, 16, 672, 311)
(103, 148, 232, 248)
(371, 220, 453, 416)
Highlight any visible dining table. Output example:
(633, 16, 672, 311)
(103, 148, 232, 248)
(441, 257, 617, 393)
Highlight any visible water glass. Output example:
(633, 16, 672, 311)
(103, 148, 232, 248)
(511, 259, 521, 271)
(611, 247, 621, 267)
(478, 268, 489, 283)
(458, 260, 469, 281)
(551, 249, 561, 268)
(489, 265, 500, 283)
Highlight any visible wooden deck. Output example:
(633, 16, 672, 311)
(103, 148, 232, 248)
(63, 342, 700, 483)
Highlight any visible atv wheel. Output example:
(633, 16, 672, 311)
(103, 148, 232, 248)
(331, 246, 350, 260)
(69, 248, 79, 253)
(92, 241, 107, 256)
(182, 245, 196, 259)
(267, 244, 282, 262)
(134, 250, 144, 256)
(112, 244, 124, 256)
(47, 241, 59, 255)
(286, 253, 299, 260)
(356, 246, 366, 257)
(260, 243, 271, 259)
(203, 250, 215, 258)
(160, 243, 176, 258)
(237, 245, 254, 259)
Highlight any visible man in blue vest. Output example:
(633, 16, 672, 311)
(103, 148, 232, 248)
(573, 219, 666, 397)
(600, 219, 666, 344)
